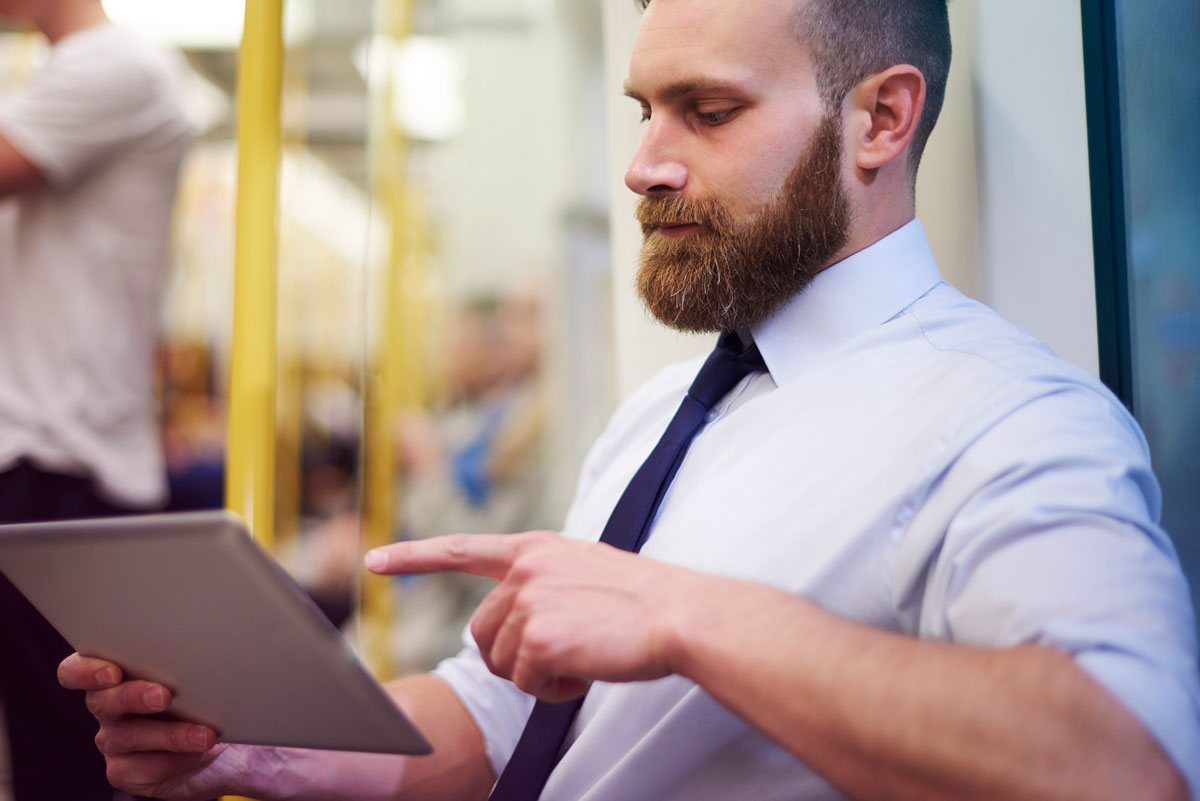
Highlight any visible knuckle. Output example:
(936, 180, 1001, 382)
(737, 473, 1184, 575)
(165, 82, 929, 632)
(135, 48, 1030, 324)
(468, 614, 483, 642)
(84, 690, 104, 717)
(511, 659, 541, 695)
(508, 555, 539, 582)
(468, 612, 495, 650)
(480, 647, 507, 680)
(523, 621, 558, 662)
(444, 534, 472, 561)
(105, 722, 138, 754)
(514, 531, 557, 557)
(512, 583, 542, 613)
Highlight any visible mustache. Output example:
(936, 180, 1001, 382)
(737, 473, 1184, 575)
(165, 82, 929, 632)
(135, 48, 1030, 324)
(636, 195, 733, 237)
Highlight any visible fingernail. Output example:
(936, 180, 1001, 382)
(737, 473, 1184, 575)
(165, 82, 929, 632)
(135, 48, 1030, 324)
(96, 667, 118, 687)
(144, 687, 166, 711)
(189, 727, 210, 748)
(365, 549, 386, 571)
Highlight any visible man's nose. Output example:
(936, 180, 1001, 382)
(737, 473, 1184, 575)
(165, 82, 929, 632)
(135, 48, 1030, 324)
(624, 122, 687, 196)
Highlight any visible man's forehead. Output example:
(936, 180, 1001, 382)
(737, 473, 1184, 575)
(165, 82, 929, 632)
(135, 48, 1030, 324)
(627, 0, 810, 94)
(634, 0, 802, 43)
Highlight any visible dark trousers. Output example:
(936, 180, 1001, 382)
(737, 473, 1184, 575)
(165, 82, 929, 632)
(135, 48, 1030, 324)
(0, 459, 148, 801)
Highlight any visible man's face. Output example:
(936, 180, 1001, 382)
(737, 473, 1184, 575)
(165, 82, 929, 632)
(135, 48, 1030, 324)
(624, 0, 851, 332)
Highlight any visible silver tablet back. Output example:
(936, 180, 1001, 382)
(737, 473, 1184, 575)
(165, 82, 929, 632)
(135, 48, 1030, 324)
(0, 510, 431, 755)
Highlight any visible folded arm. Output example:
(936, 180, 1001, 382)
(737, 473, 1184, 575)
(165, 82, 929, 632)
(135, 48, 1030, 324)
(371, 532, 1190, 801)
(663, 572, 1189, 801)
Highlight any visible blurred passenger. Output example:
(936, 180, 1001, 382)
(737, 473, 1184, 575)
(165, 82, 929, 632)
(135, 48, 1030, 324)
(294, 423, 362, 629)
(393, 288, 549, 669)
(0, 1, 190, 798)
(160, 341, 226, 512)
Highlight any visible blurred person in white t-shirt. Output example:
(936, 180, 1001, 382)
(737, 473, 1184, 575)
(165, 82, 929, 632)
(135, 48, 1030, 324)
(0, 1, 190, 798)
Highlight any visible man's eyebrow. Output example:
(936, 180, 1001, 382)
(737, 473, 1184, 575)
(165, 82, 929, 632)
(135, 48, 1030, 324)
(622, 78, 746, 103)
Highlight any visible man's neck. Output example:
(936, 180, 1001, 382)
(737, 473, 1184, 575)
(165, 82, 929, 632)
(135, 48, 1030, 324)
(822, 211, 917, 277)
(34, 0, 108, 44)
(825, 174, 918, 273)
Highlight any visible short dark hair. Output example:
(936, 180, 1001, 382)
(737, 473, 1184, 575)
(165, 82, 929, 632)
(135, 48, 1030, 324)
(635, 0, 952, 176)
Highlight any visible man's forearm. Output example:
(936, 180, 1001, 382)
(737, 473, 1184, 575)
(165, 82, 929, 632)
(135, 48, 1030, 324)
(660, 576, 1187, 801)
(229, 675, 496, 801)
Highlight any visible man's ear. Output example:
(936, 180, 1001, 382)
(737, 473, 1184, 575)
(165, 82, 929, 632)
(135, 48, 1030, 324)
(846, 65, 925, 172)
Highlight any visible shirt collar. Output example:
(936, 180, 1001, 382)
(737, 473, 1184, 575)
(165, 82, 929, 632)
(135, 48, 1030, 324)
(749, 218, 943, 387)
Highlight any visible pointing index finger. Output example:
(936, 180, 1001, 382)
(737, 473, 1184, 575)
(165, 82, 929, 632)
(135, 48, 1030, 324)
(366, 533, 540, 579)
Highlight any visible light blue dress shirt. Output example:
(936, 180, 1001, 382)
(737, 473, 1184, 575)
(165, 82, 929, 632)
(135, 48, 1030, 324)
(437, 219, 1200, 800)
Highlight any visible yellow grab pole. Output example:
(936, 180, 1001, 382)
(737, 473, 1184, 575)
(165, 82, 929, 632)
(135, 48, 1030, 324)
(223, 3, 283, 801)
(274, 43, 311, 553)
(359, 0, 419, 678)
(225, 0, 285, 551)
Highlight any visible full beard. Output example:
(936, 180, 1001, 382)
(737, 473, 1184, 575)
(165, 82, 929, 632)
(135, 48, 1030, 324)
(635, 112, 851, 333)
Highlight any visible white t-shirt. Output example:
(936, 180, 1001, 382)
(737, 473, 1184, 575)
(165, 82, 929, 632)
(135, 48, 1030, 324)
(0, 23, 190, 507)
(435, 221, 1200, 800)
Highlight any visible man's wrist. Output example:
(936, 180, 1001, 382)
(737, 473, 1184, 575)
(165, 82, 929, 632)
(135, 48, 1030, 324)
(655, 571, 825, 686)
(230, 745, 289, 801)
(653, 570, 721, 682)
(237, 745, 413, 801)
(235, 745, 348, 801)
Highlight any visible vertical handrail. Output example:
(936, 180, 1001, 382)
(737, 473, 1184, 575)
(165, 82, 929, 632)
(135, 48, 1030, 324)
(359, 0, 420, 678)
(226, 0, 285, 549)
(274, 41, 311, 553)
(223, 2, 284, 800)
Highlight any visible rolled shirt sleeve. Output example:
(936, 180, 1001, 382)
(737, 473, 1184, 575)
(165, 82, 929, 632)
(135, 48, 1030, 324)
(909, 382, 1200, 795)
(434, 629, 537, 777)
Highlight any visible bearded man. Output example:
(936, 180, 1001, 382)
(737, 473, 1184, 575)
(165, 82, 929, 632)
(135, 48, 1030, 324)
(60, 0, 1197, 800)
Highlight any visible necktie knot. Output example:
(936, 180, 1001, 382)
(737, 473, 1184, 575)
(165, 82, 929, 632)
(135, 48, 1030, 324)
(686, 331, 768, 411)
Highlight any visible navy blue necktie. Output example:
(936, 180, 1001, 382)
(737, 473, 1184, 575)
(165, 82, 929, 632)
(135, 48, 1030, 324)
(487, 331, 767, 801)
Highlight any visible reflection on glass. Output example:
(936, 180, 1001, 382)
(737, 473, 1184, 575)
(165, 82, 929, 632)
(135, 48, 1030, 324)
(1116, 1, 1200, 619)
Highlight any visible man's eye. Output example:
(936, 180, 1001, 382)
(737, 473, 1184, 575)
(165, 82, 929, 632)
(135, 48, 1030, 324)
(695, 109, 736, 126)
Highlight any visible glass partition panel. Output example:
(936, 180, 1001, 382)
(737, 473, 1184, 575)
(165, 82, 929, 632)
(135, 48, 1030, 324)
(113, 0, 378, 634)
(1088, 0, 1200, 623)
(1117, 2, 1200, 618)
(90, 0, 611, 676)
(361, 0, 613, 673)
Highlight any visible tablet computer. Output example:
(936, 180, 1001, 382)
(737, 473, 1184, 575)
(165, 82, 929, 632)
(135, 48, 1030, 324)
(0, 510, 431, 755)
